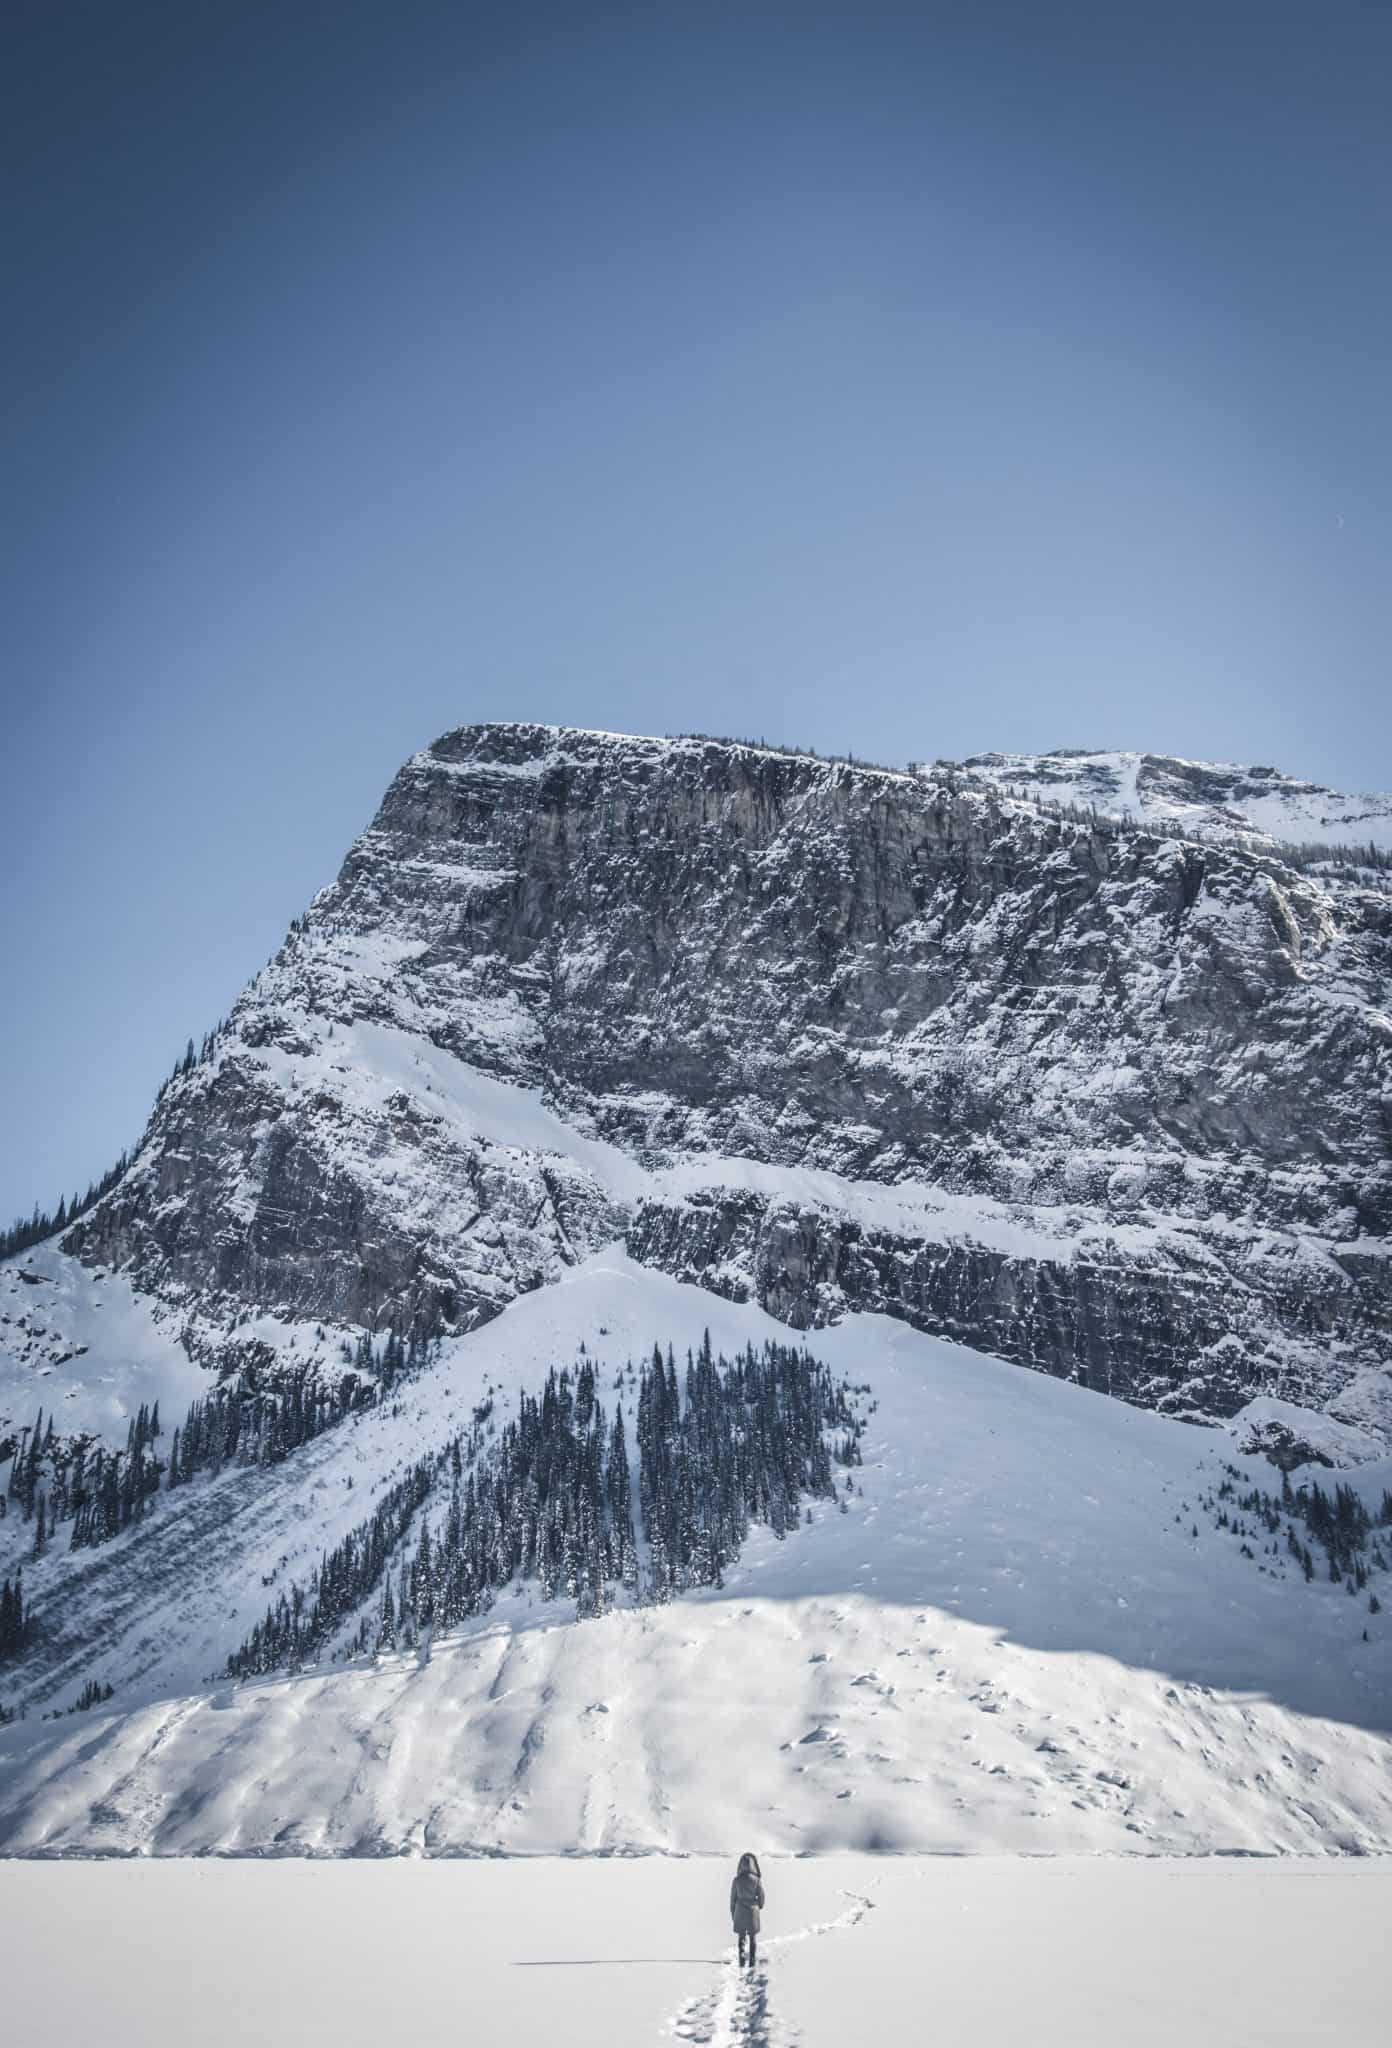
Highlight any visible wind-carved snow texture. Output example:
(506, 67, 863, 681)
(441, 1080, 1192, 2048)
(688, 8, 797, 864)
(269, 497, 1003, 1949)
(43, 722, 1392, 1451)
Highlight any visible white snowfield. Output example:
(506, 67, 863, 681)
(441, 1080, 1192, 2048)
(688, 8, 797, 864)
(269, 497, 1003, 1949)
(0, 1857, 1387, 2048)
(0, 1246, 207, 1440)
(2, 1256, 1389, 1859)
(0, 1859, 1383, 2048)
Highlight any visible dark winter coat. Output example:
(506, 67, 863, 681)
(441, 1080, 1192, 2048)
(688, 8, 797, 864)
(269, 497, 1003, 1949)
(730, 1854, 764, 1935)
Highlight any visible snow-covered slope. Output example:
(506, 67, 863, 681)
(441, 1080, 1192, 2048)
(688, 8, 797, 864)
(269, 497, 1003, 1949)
(961, 748, 1392, 854)
(0, 1248, 206, 1443)
(1, 1255, 1389, 1856)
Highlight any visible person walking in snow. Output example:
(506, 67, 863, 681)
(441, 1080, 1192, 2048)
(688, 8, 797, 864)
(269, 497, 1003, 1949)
(730, 1851, 764, 1968)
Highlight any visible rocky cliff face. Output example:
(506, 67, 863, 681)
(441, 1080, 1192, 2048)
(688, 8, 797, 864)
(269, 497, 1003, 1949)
(66, 724, 1392, 1438)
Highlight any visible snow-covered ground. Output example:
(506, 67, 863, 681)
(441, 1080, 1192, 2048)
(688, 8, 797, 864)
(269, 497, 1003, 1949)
(2, 1254, 1388, 1856)
(0, 1856, 1386, 2047)
(0, 1245, 207, 1441)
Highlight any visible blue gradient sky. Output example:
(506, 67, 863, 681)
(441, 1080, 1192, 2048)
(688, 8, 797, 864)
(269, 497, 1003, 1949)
(4, 1, 1390, 1224)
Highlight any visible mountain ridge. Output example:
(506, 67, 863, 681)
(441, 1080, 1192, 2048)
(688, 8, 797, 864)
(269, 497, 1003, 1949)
(27, 720, 1389, 1449)
(961, 745, 1392, 853)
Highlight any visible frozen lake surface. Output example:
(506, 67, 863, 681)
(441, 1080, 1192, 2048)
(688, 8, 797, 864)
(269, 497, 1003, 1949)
(1, 1855, 1386, 2047)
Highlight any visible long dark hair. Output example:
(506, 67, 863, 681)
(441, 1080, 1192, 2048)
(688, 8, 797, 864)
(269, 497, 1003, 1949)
(738, 1851, 762, 1878)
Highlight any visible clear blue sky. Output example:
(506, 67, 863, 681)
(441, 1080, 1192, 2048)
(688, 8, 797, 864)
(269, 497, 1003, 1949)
(4, 0, 1389, 1224)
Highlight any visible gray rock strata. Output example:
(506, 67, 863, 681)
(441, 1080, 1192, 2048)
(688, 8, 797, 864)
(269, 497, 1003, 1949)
(65, 723, 1392, 1432)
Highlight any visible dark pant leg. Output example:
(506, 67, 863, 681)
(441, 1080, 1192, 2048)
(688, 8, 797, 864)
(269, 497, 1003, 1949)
(748, 1934, 757, 1968)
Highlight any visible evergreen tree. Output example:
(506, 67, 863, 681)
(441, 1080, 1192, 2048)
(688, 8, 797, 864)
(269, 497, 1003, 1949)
(0, 1570, 30, 1660)
(226, 1335, 869, 1678)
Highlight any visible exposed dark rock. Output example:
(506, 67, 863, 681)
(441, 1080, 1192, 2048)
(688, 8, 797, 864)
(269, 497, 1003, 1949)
(61, 723, 1392, 1432)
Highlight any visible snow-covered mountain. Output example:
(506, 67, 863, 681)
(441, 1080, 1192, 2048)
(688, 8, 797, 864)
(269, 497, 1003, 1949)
(1, 722, 1389, 1854)
(49, 725, 1392, 1429)
(960, 747, 1392, 855)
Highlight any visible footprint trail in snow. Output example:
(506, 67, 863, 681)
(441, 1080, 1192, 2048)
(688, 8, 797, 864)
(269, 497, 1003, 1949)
(666, 1891, 873, 2046)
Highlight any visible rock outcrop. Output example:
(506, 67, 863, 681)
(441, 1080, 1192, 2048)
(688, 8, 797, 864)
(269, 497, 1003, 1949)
(65, 723, 1392, 1433)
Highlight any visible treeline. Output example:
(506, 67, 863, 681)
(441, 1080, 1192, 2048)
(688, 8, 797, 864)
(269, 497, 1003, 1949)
(6, 1403, 166, 1555)
(665, 733, 907, 777)
(2, 1012, 250, 1265)
(1276, 839, 1392, 880)
(1287, 1473, 1392, 1586)
(32, 1675, 118, 1724)
(658, 746, 1391, 884)
(336, 1324, 440, 1384)
(2, 1011, 245, 1266)
(1211, 1463, 1392, 1595)
(153, 1019, 232, 1106)
(227, 1336, 867, 1679)
(4, 1349, 403, 1567)
(994, 784, 1392, 882)
(637, 1335, 860, 1597)
(0, 1150, 131, 1263)
(226, 1453, 436, 1677)
(158, 1364, 380, 1503)
(62, 1404, 164, 1552)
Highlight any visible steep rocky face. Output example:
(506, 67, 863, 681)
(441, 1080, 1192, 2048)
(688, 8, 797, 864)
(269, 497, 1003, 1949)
(66, 724, 1392, 1434)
